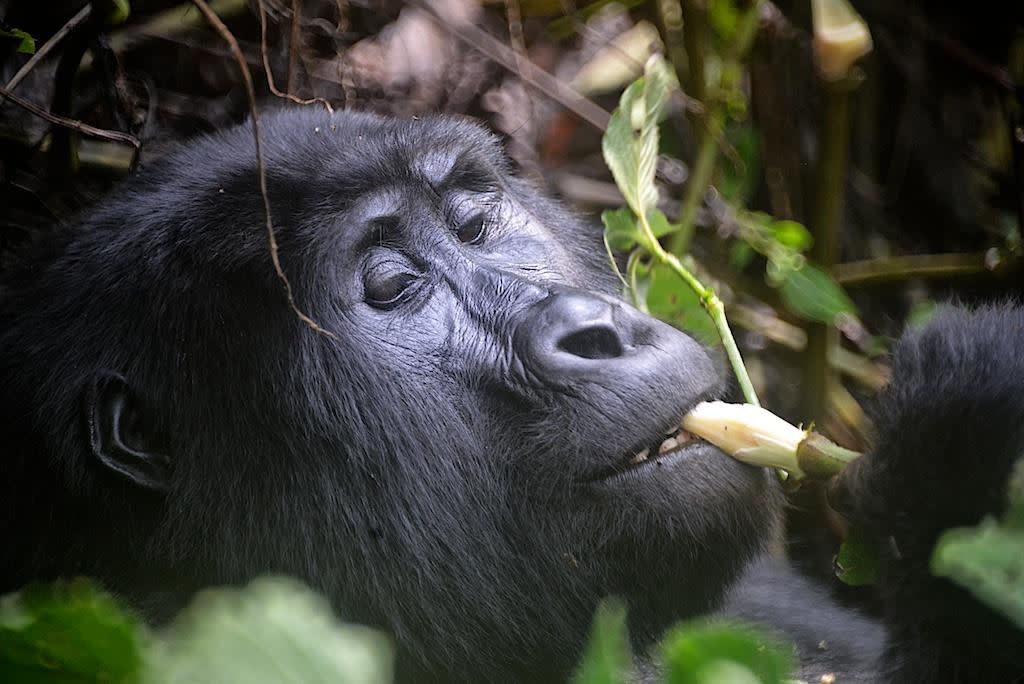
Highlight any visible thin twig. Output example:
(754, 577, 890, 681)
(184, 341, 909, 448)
(255, 0, 334, 110)
(668, 0, 764, 255)
(191, 0, 336, 339)
(287, 0, 302, 95)
(835, 251, 1010, 286)
(2, 5, 92, 95)
(0, 84, 140, 155)
(670, 108, 722, 254)
(413, 0, 610, 131)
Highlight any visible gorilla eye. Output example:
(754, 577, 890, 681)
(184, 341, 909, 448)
(455, 214, 487, 245)
(363, 255, 421, 309)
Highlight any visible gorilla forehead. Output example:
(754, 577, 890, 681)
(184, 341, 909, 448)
(195, 108, 505, 209)
(124, 109, 530, 274)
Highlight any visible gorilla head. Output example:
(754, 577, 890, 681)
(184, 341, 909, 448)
(0, 109, 779, 682)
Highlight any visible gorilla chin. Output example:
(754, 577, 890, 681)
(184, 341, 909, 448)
(580, 429, 782, 645)
(0, 108, 781, 684)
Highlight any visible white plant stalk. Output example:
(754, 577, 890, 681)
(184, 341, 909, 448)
(682, 401, 862, 481)
(683, 401, 809, 477)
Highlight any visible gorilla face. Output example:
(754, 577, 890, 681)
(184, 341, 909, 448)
(0, 109, 779, 682)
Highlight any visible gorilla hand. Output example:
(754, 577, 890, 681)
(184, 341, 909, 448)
(830, 305, 1024, 682)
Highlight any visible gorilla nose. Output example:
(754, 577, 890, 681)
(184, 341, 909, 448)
(558, 324, 624, 360)
(519, 291, 633, 374)
(514, 287, 719, 397)
(552, 297, 625, 360)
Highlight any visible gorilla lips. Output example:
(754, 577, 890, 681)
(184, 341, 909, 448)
(624, 426, 702, 469)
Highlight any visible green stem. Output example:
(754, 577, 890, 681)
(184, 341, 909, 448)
(637, 214, 761, 406)
(802, 75, 857, 423)
(669, 0, 763, 255)
(670, 108, 723, 255)
(795, 431, 861, 480)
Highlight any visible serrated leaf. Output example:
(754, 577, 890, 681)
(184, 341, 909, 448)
(0, 579, 145, 684)
(601, 55, 675, 218)
(150, 577, 392, 684)
(571, 600, 632, 684)
(931, 520, 1024, 629)
(660, 621, 792, 684)
(0, 27, 36, 54)
(777, 264, 857, 325)
(834, 526, 880, 586)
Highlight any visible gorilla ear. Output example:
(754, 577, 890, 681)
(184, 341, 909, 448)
(86, 373, 171, 493)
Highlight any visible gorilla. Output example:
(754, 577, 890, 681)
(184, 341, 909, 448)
(1, 108, 1022, 683)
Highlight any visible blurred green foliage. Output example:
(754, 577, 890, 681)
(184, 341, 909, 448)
(572, 600, 793, 684)
(1, 579, 392, 684)
(932, 461, 1024, 630)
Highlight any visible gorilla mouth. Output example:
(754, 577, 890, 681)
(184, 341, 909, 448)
(591, 425, 706, 481)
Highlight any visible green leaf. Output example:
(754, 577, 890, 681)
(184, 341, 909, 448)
(0, 579, 146, 684)
(834, 526, 880, 586)
(770, 220, 812, 252)
(602, 208, 640, 252)
(149, 577, 392, 684)
(571, 600, 632, 684)
(777, 264, 857, 325)
(930, 460, 1024, 627)
(0, 27, 36, 54)
(931, 520, 1024, 629)
(660, 621, 792, 684)
(601, 55, 675, 218)
(647, 208, 679, 239)
(645, 264, 718, 346)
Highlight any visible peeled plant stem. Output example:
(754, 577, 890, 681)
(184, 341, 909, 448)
(682, 401, 861, 480)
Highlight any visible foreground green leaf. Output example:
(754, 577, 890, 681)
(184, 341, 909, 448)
(572, 600, 632, 684)
(149, 578, 392, 684)
(0, 579, 146, 684)
(931, 461, 1024, 629)
(931, 521, 1024, 629)
(660, 621, 792, 684)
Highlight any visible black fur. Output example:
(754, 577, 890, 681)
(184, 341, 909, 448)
(0, 109, 1020, 683)
(831, 305, 1024, 682)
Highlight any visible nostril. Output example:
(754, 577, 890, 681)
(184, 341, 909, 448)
(557, 325, 624, 360)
